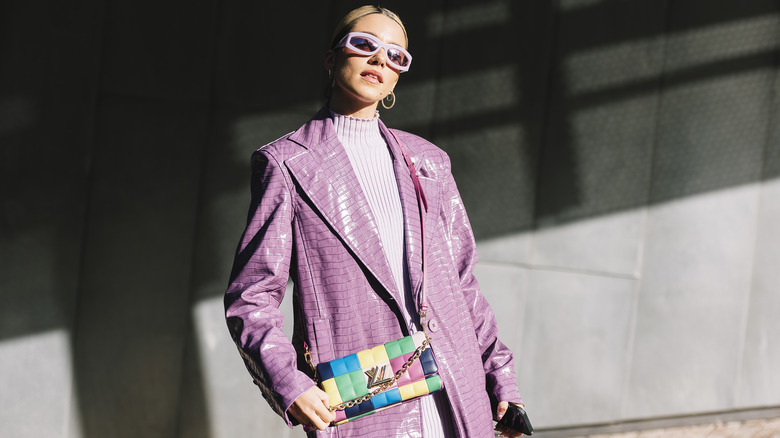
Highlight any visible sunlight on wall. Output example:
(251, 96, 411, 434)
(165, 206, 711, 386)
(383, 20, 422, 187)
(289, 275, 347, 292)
(0, 329, 80, 438)
(192, 284, 294, 438)
(434, 66, 521, 120)
(475, 180, 775, 427)
(427, 1, 510, 37)
(558, 0, 605, 12)
(566, 15, 779, 94)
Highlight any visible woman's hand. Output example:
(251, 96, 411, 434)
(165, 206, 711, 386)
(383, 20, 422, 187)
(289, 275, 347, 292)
(288, 386, 336, 431)
(495, 401, 526, 437)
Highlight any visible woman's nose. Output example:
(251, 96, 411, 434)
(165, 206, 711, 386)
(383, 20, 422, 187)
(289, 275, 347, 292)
(368, 48, 387, 67)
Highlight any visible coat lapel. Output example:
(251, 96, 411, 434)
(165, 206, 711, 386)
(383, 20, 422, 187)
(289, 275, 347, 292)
(284, 110, 402, 303)
(381, 123, 441, 311)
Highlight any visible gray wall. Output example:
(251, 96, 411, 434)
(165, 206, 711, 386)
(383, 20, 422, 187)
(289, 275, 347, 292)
(1, 0, 779, 437)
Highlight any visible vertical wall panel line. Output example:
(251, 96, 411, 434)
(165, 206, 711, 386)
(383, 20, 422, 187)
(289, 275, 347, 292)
(68, 1, 109, 436)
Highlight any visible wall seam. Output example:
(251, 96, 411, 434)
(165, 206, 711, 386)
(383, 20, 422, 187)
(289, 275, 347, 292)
(528, 0, 561, 266)
(479, 260, 639, 280)
(67, 0, 110, 436)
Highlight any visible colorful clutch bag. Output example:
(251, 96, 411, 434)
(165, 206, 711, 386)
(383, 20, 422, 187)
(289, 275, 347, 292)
(315, 331, 442, 425)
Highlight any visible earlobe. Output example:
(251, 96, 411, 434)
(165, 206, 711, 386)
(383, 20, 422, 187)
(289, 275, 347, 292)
(324, 50, 335, 73)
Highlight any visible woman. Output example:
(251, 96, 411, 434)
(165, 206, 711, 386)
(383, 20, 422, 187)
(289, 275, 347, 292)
(225, 5, 524, 437)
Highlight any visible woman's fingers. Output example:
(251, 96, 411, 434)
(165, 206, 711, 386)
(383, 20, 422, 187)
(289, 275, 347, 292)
(289, 386, 335, 430)
(495, 401, 526, 437)
(496, 422, 525, 437)
(496, 401, 509, 420)
(496, 424, 524, 437)
(317, 389, 337, 424)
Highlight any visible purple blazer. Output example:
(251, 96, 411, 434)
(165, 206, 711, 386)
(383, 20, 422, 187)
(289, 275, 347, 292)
(225, 107, 522, 437)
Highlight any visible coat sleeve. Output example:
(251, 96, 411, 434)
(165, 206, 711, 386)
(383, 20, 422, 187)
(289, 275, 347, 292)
(224, 149, 314, 428)
(438, 152, 524, 410)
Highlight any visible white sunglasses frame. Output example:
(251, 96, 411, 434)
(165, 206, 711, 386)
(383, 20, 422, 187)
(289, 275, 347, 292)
(334, 31, 412, 72)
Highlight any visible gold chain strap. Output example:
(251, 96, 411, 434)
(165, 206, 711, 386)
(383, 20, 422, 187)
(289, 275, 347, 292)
(304, 334, 431, 412)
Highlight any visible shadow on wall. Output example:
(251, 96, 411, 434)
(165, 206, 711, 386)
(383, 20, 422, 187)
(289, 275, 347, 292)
(0, 0, 778, 437)
(428, 0, 780, 238)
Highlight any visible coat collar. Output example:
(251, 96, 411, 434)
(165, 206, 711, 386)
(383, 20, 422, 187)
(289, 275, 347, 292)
(286, 106, 334, 150)
(284, 106, 441, 316)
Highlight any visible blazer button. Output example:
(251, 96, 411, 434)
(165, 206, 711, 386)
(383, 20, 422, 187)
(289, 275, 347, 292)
(427, 319, 439, 332)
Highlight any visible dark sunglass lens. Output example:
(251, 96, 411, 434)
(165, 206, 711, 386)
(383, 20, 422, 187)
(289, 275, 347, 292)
(387, 49, 409, 67)
(350, 36, 378, 53)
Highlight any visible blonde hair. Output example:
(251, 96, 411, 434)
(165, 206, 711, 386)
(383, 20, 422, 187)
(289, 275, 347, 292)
(329, 5, 408, 49)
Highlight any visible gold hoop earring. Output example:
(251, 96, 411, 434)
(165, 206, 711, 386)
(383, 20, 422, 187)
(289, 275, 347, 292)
(382, 90, 396, 109)
(328, 69, 333, 79)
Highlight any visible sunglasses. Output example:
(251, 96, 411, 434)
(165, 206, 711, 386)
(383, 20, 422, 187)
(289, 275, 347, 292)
(334, 32, 412, 72)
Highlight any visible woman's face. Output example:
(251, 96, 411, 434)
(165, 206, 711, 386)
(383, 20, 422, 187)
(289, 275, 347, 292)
(326, 14, 407, 115)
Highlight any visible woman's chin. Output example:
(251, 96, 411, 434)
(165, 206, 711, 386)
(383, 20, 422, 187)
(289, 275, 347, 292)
(333, 93, 381, 111)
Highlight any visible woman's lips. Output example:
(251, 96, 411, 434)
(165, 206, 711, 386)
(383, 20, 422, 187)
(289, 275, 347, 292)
(361, 69, 383, 84)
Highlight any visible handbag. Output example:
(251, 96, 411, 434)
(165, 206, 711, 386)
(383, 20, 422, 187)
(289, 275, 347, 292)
(303, 130, 441, 425)
(312, 331, 442, 424)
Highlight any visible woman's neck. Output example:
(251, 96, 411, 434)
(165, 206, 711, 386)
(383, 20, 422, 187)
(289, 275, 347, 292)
(328, 93, 380, 120)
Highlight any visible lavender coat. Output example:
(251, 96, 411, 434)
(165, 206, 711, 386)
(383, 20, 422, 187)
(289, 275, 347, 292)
(225, 107, 522, 437)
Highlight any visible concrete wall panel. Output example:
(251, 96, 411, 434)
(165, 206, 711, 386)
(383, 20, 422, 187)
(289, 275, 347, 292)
(625, 2, 775, 417)
(430, 0, 541, 244)
(188, 108, 316, 304)
(73, 96, 209, 438)
(533, 0, 665, 276)
(533, 209, 646, 277)
(1, 3, 102, 438)
(649, 3, 776, 204)
(438, 125, 536, 261)
(738, 69, 780, 407)
(212, 4, 329, 107)
(520, 270, 635, 428)
(0, 331, 76, 437)
(180, 297, 296, 438)
(738, 179, 780, 408)
(99, 0, 218, 102)
(474, 263, 529, 357)
(626, 185, 760, 418)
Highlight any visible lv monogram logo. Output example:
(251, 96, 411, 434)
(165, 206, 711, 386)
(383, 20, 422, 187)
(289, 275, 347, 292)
(365, 365, 393, 388)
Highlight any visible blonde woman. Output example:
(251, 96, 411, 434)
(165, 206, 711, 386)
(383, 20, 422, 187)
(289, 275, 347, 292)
(225, 5, 525, 437)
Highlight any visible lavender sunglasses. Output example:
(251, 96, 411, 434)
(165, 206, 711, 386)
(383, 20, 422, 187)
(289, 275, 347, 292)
(334, 31, 413, 72)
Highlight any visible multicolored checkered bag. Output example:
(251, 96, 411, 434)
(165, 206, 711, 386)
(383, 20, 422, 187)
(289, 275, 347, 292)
(315, 331, 442, 425)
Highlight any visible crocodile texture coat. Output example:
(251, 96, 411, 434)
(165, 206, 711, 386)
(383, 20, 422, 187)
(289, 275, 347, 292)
(225, 107, 522, 437)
